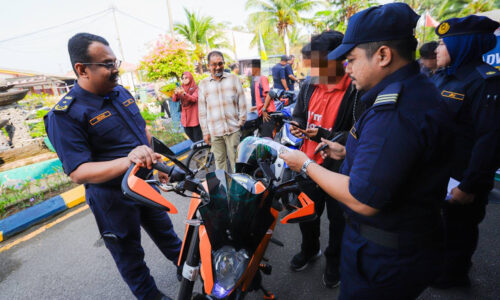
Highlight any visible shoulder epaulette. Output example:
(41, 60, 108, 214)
(53, 95, 75, 113)
(372, 82, 402, 109)
(476, 63, 500, 79)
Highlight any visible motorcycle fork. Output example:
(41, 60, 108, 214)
(177, 226, 200, 300)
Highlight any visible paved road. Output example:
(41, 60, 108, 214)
(1, 190, 499, 299)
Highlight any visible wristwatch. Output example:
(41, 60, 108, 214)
(262, 108, 268, 113)
(301, 159, 316, 175)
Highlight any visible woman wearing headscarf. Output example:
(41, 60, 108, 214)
(173, 72, 202, 141)
(432, 15, 500, 289)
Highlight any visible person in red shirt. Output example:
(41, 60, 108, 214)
(173, 71, 202, 141)
(288, 30, 365, 289)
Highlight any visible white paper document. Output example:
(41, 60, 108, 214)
(446, 178, 460, 201)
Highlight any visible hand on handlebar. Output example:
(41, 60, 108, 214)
(127, 145, 162, 169)
(316, 138, 346, 160)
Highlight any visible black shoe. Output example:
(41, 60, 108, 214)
(431, 274, 471, 289)
(290, 250, 322, 271)
(323, 262, 340, 288)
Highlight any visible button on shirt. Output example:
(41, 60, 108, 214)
(44, 83, 148, 188)
(198, 72, 247, 137)
(341, 62, 450, 233)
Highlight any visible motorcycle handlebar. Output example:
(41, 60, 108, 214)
(152, 162, 186, 183)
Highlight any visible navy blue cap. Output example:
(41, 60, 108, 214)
(436, 15, 499, 38)
(328, 3, 419, 60)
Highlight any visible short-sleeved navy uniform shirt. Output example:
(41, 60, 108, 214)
(284, 64, 295, 91)
(44, 83, 149, 188)
(432, 62, 500, 194)
(341, 62, 450, 233)
(271, 63, 286, 90)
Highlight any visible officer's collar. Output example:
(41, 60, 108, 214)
(360, 61, 420, 105)
(73, 81, 120, 109)
(452, 59, 482, 81)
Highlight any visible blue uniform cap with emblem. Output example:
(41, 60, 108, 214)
(435, 15, 499, 38)
(328, 2, 420, 60)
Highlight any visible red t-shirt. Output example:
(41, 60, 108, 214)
(300, 74, 351, 164)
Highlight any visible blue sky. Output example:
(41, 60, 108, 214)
(0, 0, 249, 75)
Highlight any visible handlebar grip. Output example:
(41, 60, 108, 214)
(153, 162, 186, 183)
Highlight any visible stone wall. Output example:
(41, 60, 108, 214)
(0, 103, 32, 150)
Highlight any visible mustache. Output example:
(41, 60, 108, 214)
(110, 72, 119, 82)
(349, 74, 356, 81)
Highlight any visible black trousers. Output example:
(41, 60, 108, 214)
(440, 193, 488, 278)
(184, 125, 203, 142)
(299, 185, 345, 266)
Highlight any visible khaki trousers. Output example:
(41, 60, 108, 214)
(211, 130, 241, 173)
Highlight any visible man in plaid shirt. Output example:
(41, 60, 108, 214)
(198, 51, 247, 172)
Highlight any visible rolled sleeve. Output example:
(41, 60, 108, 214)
(44, 112, 92, 175)
(348, 111, 420, 209)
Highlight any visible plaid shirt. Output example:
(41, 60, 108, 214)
(198, 72, 247, 137)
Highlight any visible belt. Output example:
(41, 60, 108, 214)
(345, 217, 441, 250)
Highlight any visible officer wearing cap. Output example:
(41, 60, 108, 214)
(432, 15, 500, 289)
(44, 33, 181, 300)
(280, 3, 450, 299)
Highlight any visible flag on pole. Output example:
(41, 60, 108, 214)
(425, 12, 439, 27)
(259, 30, 268, 61)
(284, 28, 290, 56)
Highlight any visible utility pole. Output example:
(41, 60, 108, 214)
(166, 0, 175, 36)
(111, 5, 136, 93)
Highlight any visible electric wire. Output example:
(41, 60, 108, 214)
(0, 9, 112, 44)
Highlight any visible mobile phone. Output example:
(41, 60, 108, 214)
(283, 119, 306, 130)
(175, 82, 181, 87)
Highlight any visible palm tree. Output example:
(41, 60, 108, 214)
(246, 0, 321, 52)
(174, 8, 229, 73)
(309, 0, 377, 33)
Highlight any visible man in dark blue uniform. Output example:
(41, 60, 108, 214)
(432, 16, 500, 288)
(44, 33, 181, 300)
(271, 55, 289, 90)
(280, 3, 450, 299)
(285, 55, 298, 91)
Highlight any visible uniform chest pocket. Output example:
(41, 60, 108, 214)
(122, 99, 140, 115)
(88, 111, 119, 136)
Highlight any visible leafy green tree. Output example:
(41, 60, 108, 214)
(309, 0, 377, 33)
(174, 8, 229, 73)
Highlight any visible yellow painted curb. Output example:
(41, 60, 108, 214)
(0, 231, 3, 243)
(61, 185, 86, 208)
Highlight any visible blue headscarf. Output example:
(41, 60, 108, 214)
(443, 33, 497, 75)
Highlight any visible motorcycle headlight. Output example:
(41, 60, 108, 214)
(211, 246, 249, 299)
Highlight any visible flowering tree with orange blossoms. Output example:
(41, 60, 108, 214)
(140, 35, 194, 82)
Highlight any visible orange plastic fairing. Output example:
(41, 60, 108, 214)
(241, 207, 279, 291)
(280, 192, 315, 224)
(127, 165, 177, 214)
(199, 225, 214, 294)
(177, 193, 202, 266)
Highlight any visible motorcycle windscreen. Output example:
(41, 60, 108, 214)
(199, 170, 275, 252)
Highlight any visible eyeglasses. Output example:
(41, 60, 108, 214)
(82, 60, 122, 70)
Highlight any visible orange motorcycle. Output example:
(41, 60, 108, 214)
(122, 137, 316, 300)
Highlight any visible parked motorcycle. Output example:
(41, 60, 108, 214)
(121, 137, 316, 300)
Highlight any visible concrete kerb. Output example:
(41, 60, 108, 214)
(0, 139, 193, 243)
